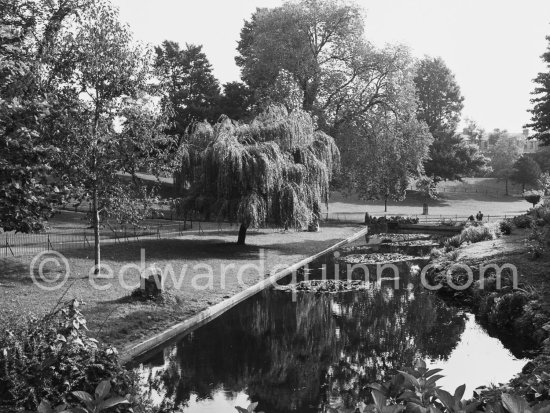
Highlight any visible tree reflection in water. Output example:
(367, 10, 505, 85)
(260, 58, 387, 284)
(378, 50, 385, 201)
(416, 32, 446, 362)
(141, 279, 467, 412)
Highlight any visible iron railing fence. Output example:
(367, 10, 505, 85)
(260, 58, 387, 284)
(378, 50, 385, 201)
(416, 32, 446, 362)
(2, 212, 524, 258)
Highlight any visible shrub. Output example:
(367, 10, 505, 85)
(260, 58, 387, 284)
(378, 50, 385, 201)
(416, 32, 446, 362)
(0, 300, 135, 411)
(460, 223, 500, 244)
(524, 190, 543, 208)
(445, 249, 460, 261)
(528, 223, 546, 259)
(364, 359, 541, 413)
(499, 219, 513, 235)
(444, 235, 462, 251)
(513, 214, 533, 229)
(532, 205, 550, 226)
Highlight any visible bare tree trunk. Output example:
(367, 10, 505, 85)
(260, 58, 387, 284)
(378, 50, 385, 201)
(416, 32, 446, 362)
(384, 196, 388, 213)
(505, 178, 509, 196)
(237, 223, 248, 245)
(93, 187, 100, 275)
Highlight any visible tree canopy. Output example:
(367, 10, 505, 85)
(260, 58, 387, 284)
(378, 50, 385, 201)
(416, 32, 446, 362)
(155, 41, 221, 138)
(413, 57, 488, 182)
(487, 134, 522, 195)
(0, 0, 89, 232)
(527, 35, 550, 145)
(176, 105, 340, 244)
(414, 57, 464, 135)
(512, 155, 542, 191)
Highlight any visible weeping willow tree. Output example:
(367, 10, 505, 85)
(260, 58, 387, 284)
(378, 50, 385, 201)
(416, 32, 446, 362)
(176, 105, 340, 244)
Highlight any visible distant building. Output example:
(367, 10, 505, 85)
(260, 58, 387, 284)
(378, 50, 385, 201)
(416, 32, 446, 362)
(461, 128, 540, 154)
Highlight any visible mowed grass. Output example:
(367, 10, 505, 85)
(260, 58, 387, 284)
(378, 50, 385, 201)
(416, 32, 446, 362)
(0, 225, 360, 351)
(326, 178, 531, 222)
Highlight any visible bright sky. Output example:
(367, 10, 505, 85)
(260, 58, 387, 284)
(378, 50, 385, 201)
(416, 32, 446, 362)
(111, 0, 550, 133)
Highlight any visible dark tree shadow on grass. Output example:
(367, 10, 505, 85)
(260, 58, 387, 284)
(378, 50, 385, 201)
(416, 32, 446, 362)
(0, 258, 31, 284)
(61, 238, 265, 263)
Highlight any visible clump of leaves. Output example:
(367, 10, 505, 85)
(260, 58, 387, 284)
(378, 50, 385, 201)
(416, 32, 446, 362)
(444, 235, 462, 251)
(460, 223, 501, 244)
(37, 380, 129, 413)
(513, 214, 533, 229)
(235, 402, 264, 413)
(527, 222, 546, 259)
(358, 360, 545, 413)
(0, 300, 135, 411)
(500, 219, 513, 235)
(524, 190, 543, 208)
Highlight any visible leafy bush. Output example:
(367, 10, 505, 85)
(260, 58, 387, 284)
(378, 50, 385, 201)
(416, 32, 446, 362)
(365, 215, 419, 225)
(500, 219, 513, 235)
(512, 214, 533, 229)
(37, 380, 129, 413)
(531, 205, 550, 226)
(444, 235, 462, 251)
(460, 223, 500, 244)
(357, 359, 541, 413)
(0, 300, 135, 411)
(524, 190, 542, 208)
(528, 223, 546, 259)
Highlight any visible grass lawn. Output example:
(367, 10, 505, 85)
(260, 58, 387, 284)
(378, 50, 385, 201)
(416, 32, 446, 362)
(0, 224, 361, 352)
(327, 178, 530, 222)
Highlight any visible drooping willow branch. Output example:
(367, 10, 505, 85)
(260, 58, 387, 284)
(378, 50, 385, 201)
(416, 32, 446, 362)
(175, 105, 340, 242)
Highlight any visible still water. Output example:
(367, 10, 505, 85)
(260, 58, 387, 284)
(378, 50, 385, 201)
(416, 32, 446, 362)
(136, 273, 532, 413)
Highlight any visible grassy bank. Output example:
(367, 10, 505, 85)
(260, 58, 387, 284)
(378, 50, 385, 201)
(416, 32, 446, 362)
(425, 222, 550, 405)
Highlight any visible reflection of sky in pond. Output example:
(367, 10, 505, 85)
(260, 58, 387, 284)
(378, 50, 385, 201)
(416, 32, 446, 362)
(426, 314, 527, 398)
(135, 276, 533, 413)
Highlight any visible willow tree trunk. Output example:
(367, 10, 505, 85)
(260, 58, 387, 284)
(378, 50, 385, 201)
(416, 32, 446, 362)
(237, 223, 248, 245)
(92, 187, 100, 275)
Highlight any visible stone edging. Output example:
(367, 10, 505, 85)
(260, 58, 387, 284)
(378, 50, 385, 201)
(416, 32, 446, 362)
(120, 226, 369, 363)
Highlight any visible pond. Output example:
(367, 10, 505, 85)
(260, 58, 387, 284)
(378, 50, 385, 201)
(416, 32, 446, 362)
(134, 250, 533, 413)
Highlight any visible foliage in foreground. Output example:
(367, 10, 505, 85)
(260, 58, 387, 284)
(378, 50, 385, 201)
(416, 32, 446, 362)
(0, 300, 135, 411)
(325, 359, 549, 413)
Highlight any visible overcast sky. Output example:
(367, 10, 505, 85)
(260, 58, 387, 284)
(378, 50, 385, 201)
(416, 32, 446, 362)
(111, 0, 550, 133)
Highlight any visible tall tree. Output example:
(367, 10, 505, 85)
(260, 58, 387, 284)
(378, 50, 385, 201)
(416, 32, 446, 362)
(0, 0, 90, 232)
(57, 1, 172, 274)
(236, 0, 364, 114)
(177, 105, 340, 245)
(344, 115, 432, 212)
(424, 132, 489, 182)
(512, 155, 542, 192)
(462, 119, 485, 146)
(487, 128, 508, 147)
(236, 0, 410, 132)
(414, 56, 464, 135)
(414, 56, 488, 181)
(155, 41, 221, 138)
(487, 135, 522, 195)
(527, 35, 550, 145)
(218, 82, 255, 121)
(334, 55, 433, 212)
